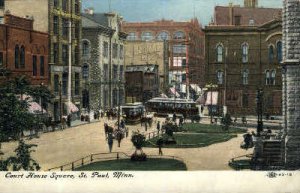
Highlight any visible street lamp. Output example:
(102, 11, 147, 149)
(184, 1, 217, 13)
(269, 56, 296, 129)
(205, 83, 218, 124)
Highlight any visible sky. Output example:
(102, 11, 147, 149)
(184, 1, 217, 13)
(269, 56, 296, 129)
(82, 0, 283, 26)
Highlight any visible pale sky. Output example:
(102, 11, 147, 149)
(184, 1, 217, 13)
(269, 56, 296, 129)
(82, 0, 282, 26)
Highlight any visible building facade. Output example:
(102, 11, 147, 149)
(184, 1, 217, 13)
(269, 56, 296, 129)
(2, 0, 82, 121)
(122, 19, 205, 96)
(82, 11, 127, 112)
(204, 2, 282, 116)
(0, 13, 49, 85)
(125, 64, 159, 103)
(124, 41, 169, 94)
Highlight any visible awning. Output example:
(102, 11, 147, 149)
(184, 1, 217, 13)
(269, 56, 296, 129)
(196, 95, 206, 104)
(160, 93, 168, 98)
(205, 91, 218, 105)
(190, 84, 202, 94)
(169, 87, 180, 97)
(28, 102, 46, 114)
(65, 102, 79, 113)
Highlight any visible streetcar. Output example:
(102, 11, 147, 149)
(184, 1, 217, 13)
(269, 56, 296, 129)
(146, 97, 201, 118)
(120, 103, 145, 124)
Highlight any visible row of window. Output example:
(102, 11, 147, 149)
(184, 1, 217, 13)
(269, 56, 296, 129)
(53, 43, 79, 66)
(216, 41, 282, 63)
(216, 69, 276, 86)
(32, 55, 45, 77)
(53, 16, 80, 39)
(82, 64, 124, 81)
(127, 31, 186, 41)
(53, 0, 80, 14)
(53, 72, 80, 96)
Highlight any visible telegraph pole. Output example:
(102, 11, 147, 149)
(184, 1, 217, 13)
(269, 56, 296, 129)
(67, 0, 73, 114)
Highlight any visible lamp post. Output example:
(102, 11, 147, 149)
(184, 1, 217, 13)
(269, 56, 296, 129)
(40, 82, 44, 117)
(256, 88, 264, 136)
(59, 81, 63, 125)
(117, 79, 121, 131)
(205, 83, 218, 124)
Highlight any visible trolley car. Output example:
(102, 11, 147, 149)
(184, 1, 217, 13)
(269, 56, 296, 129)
(120, 103, 145, 124)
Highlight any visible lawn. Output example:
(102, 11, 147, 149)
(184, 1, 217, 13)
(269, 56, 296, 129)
(145, 133, 237, 148)
(182, 123, 245, 134)
(75, 158, 187, 171)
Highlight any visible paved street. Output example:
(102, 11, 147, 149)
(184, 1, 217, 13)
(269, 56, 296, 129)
(0, 117, 253, 171)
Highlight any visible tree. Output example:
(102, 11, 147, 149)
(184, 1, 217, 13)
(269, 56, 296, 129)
(130, 132, 147, 161)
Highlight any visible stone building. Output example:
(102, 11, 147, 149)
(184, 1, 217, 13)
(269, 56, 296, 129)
(124, 41, 169, 94)
(125, 64, 159, 103)
(0, 13, 49, 85)
(282, 0, 300, 169)
(204, 1, 282, 116)
(2, 0, 82, 121)
(82, 11, 127, 112)
(122, 19, 205, 95)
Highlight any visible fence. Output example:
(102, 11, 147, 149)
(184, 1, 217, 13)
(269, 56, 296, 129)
(47, 151, 184, 171)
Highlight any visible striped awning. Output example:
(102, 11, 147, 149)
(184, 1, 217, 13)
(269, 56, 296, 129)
(205, 91, 218, 105)
(65, 102, 79, 113)
(28, 102, 46, 114)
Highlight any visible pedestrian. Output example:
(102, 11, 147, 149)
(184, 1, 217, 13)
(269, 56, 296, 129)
(172, 112, 176, 123)
(156, 138, 164, 156)
(157, 121, 160, 133)
(125, 127, 129, 138)
(179, 116, 183, 127)
(120, 119, 125, 129)
(104, 123, 109, 137)
(107, 133, 114, 153)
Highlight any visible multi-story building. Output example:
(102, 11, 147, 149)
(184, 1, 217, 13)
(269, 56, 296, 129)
(0, 13, 49, 86)
(204, 0, 282, 116)
(82, 10, 127, 111)
(122, 19, 205, 97)
(2, 0, 82, 121)
(124, 41, 169, 94)
(125, 64, 159, 103)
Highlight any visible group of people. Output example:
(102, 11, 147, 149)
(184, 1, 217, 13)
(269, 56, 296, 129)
(104, 119, 128, 153)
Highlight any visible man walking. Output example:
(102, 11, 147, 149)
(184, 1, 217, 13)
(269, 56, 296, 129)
(107, 133, 114, 153)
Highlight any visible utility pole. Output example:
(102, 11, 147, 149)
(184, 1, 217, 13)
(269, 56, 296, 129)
(223, 46, 228, 115)
(67, 0, 72, 115)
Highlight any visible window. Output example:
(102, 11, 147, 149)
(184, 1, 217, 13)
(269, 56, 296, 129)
(53, 43, 58, 64)
(243, 94, 248, 107)
(235, 15, 241, 26)
(242, 43, 249, 63)
(119, 65, 123, 80)
(62, 45, 68, 65)
(127, 32, 137, 40)
(32, 55, 37, 76)
(113, 65, 118, 79)
(141, 32, 153, 41)
(62, 73, 68, 96)
(113, 89, 118, 107)
(82, 64, 89, 79)
(40, 56, 45, 77)
(15, 45, 20, 69)
(0, 52, 3, 66)
(277, 41, 282, 63)
(20, 46, 25, 68)
(271, 70, 276, 85)
(62, 0, 68, 12)
(249, 19, 255, 26)
(62, 18, 68, 38)
(82, 40, 90, 58)
(103, 64, 108, 80)
(265, 70, 270, 85)
(103, 42, 108, 58)
(182, 74, 186, 82)
(216, 44, 223, 63)
(53, 16, 59, 35)
(54, 74, 59, 93)
(157, 31, 169, 41)
(182, 59, 186, 67)
(217, 70, 223, 84)
(173, 45, 186, 54)
(112, 43, 118, 58)
(75, 73, 80, 95)
(119, 45, 124, 59)
(75, 22, 80, 39)
(173, 31, 185, 39)
(0, 0, 4, 7)
(242, 70, 249, 85)
(75, 0, 80, 14)
(75, 46, 79, 65)
(53, 0, 58, 8)
(269, 45, 274, 63)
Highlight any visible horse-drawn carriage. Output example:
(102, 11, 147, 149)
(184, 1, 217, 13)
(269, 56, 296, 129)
(120, 103, 145, 124)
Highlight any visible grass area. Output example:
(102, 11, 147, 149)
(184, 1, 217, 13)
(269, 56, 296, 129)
(145, 133, 237, 148)
(75, 158, 187, 171)
(182, 123, 245, 134)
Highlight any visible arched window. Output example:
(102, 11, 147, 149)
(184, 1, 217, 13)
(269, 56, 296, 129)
(269, 45, 274, 63)
(20, 46, 25, 68)
(271, 70, 276, 85)
(265, 70, 270, 85)
(127, 32, 137, 40)
(242, 70, 249, 85)
(82, 40, 90, 58)
(82, 64, 89, 79)
(242, 43, 249, 63)
(173, 31, 185, 39)
(277, 41, 282, 63)
(141, 32, 153, 41)
(217, 70, 224, 84)
(15, 45, 20, 69)
(216, 44, 223, 63)
(157, 31, 169, 41)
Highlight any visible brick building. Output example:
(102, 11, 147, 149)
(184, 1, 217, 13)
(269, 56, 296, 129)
(125, 64, 159, 103)
(0, 13, 48, 85)
(1, 0, 82, 121)
(204, 1, 282, 116)
(122, 19, 205, 96)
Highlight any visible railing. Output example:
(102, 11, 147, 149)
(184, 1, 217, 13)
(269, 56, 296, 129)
(143, 129, 165, 141)
(47, 151, 184, 171)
